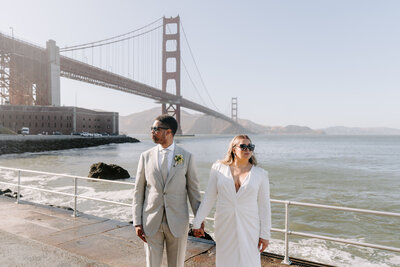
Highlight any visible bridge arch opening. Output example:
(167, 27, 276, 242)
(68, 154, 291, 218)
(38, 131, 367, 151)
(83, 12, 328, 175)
(166, 58, 176, 73)
(167, 24, 178, 34)
(166, 79, 177, 94)
(166, 40, 177, 52)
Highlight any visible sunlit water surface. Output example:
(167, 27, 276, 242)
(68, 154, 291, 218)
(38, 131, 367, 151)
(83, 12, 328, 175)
(0, 134, 399, 266)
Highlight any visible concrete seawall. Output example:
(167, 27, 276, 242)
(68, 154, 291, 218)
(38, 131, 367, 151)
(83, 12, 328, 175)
(0, 135, 139, 155)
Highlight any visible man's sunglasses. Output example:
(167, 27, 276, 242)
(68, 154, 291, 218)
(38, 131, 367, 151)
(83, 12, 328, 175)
(234, 144, 255, 151)
(150, 126, 170, 132)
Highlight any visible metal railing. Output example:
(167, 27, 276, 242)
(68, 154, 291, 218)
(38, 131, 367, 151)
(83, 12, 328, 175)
(0, 166, 133, 217)
(270, 199, 400, 265)
(0, 166, 214, 222)
(0, 166, 399, 265)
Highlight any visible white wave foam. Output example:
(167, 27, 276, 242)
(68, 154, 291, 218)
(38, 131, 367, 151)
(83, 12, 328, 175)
(266, 238, 399, 267)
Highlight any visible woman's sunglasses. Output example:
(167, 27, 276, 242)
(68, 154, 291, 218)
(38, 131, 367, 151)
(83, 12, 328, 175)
(234, 144, 255, 151)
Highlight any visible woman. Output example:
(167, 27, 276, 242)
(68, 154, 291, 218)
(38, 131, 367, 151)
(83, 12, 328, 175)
(192, 135, 271, 267)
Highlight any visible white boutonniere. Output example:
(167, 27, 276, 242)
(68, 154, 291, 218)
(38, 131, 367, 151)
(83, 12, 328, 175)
(174, 154, 184, 167)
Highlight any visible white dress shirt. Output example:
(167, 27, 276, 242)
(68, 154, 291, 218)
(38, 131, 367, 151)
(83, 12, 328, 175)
(158, 142, 175, 173)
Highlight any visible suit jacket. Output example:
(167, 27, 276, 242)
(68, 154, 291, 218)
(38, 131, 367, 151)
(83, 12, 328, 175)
(132, 145, 202, 238)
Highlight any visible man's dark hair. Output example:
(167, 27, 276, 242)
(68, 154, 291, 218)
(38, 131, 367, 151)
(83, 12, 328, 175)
(155, 114, 178, 136)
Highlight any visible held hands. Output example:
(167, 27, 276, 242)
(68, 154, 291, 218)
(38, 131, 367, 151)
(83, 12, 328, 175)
(135, 225, 147, 243)
(192, 221, 205, 238)
(258, 238, 269, 252)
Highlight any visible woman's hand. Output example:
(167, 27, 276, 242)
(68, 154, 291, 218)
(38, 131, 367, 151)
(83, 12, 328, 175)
(192, 221, 205, 238)
(192, 228, 205, 237)
(258, 238, 269, 252)
(192, 222, 205, 237)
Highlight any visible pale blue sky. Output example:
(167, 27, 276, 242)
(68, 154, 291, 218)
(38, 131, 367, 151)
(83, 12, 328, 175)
(1, 0, 400, 128)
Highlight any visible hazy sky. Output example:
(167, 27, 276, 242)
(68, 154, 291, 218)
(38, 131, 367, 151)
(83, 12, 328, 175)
(1, 0, 400, 128)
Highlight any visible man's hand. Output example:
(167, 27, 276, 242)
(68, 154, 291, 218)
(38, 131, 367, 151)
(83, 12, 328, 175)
(135, 225, 147, 243)
(258, 238, 269, 252)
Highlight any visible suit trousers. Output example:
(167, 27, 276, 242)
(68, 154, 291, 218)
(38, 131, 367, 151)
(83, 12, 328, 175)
(144, 212, 188, 267)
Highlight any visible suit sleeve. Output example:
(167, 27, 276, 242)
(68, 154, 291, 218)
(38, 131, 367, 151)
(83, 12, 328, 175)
(192, 163, 218, 229)
(132, 153, 146, 226)
(186, 153, 202, 216)
(258, 169, 271, 240)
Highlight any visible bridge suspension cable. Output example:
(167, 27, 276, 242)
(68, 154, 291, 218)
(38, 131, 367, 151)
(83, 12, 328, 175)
(60, 17, 163, 51)
(60, 25, 163, 52)
(60, 17, 163, 89)
(181, 57, 208, 107)
(180, 21, 220, 112)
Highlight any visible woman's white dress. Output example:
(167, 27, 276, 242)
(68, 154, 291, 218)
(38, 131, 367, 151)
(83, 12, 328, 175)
(193, 162, 271, 267)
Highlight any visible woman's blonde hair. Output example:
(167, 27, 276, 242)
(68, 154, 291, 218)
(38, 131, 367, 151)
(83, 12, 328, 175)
(220, 135, 257, 166)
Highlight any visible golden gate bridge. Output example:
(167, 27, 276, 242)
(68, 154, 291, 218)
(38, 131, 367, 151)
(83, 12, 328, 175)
(0, 16, 242, 134)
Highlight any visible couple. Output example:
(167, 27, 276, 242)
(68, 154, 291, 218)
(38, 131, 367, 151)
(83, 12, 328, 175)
(132, 115, 271, 267)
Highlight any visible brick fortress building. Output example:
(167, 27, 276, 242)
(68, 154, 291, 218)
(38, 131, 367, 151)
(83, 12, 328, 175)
(0, 105, 118, 135)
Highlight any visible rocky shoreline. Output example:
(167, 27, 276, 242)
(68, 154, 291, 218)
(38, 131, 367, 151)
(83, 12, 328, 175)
(0, 135, 139, 155)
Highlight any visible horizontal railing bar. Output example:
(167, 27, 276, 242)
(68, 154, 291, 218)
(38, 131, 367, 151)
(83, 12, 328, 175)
(271, 227, 285, 233)
(289, 231, 400, 253)
(270, 199, 400, 218)
(77, 195, 132, 207)
(18, 184, 74, 197)
(0, 166, 134, 186)
(75, 176, 134, 185)
(269, 227, 400, 253)
(0, 181, 19, 187)
(0, 181, 131, 207)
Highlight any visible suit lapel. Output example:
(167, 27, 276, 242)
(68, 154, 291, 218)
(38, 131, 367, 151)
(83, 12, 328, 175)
(164, 146, 182, 187)
(151, 146, 164, 187)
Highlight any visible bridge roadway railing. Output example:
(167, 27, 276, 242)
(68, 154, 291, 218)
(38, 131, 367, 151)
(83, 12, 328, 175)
(1, 166, 399, 265)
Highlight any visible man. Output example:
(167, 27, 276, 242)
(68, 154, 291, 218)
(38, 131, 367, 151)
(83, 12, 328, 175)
(132, 115, 203, 267)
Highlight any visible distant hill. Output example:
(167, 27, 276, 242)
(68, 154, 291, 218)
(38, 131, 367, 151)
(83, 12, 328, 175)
(322, 126, 400, 135)
(119, 108, 324, 135)
(238, 118, 325, 135)
(119, 107, 247, 134)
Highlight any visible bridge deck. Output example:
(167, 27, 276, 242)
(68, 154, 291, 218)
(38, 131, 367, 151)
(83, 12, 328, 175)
(0, 196, 311, 267)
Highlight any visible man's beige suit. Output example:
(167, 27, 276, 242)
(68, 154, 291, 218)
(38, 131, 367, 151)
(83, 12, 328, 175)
(132, 145, 201, 266)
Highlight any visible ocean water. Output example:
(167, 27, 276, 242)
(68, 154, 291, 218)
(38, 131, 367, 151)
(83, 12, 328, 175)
(0, 134, 399, 266)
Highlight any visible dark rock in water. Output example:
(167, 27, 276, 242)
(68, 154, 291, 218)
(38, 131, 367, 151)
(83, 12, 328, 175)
(89, 162, 130, 180)
(0, 188, 22, 198)
(0, 188, 12, 195)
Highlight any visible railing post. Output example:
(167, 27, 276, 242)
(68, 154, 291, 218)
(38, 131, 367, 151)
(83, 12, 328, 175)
(282, 202, 292, 265)
(72, 177, 78, 217)
(16, 170, 21, 204)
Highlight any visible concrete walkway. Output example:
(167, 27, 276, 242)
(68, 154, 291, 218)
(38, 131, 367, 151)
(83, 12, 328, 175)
(0, 196, 306, 267)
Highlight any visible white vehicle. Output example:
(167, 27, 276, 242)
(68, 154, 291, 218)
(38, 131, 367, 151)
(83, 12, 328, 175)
(21, 127, 29, 135)
(80, 132, 91, 137)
